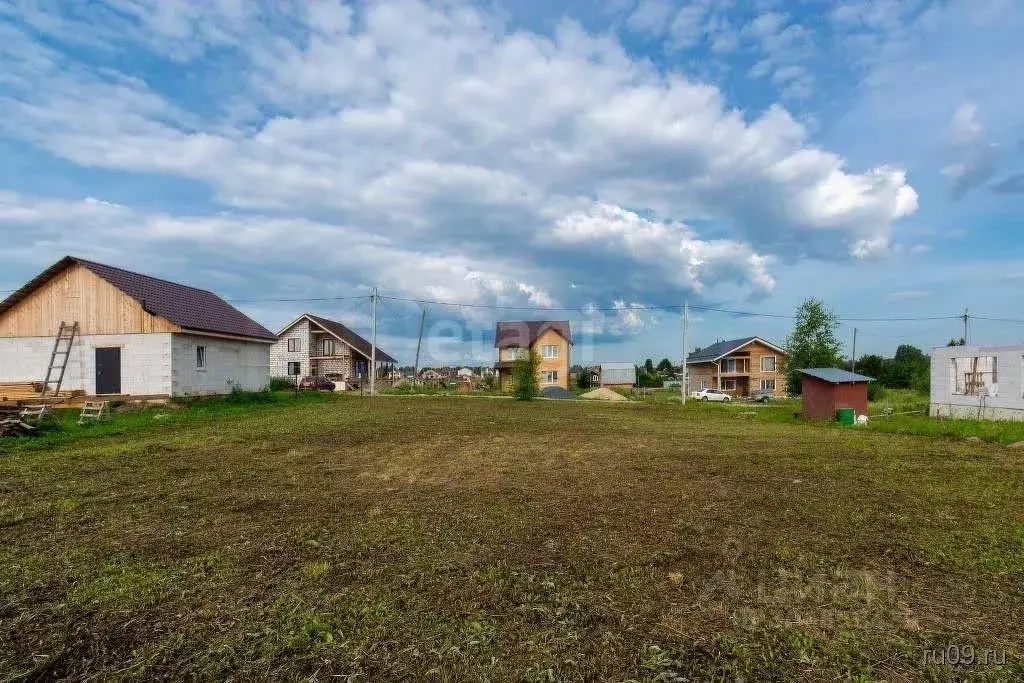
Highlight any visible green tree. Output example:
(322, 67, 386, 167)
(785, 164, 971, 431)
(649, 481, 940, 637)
(511, 349, 540, 400)
(853, 354, 886, 381)
(635, 363, 664, 388)
(785, 298, 843, 395)
(575, 365, 592, 390)
(947, 337, 966, 346)
(644, 358, 655, 375)
(887, 344, 929, 389)
(656, 358, 674, 374)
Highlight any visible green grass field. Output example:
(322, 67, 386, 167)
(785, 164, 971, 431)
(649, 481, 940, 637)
(2, 394, 1023, 680)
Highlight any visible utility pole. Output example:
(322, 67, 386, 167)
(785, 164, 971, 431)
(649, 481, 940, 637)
(962, 308, 969, 344)
(851, 327, 858, 373)
(680, 300, 688, 405)
(369, 287, 377, 396)
(413, 305, 426, 381)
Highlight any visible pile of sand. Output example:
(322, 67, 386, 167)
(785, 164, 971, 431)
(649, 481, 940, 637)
(581, 387, 629, 401)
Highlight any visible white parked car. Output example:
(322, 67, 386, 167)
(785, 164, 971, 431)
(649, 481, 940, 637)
(691, 388, 732, 402)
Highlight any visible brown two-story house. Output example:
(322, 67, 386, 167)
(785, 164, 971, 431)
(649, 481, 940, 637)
(686, 336, 788, 398)
(494, 321, 571, 390)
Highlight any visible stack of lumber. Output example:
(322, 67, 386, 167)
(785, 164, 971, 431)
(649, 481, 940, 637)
(0, 382, 83, 405)
(0, 383, 42, 402)
(0, 406, 36, 437)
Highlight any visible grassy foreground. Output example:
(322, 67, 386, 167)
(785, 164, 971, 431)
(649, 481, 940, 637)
(2, 396, 1023, 680)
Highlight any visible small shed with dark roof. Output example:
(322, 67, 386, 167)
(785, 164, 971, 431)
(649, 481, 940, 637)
(0, 256, 274, 397)
(799, 368, 874, 420)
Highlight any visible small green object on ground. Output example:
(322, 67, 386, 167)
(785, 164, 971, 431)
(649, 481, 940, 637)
(837, 407, 856, 425)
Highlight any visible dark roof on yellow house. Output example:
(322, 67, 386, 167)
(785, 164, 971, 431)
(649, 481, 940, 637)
(494, 320, 572, 349)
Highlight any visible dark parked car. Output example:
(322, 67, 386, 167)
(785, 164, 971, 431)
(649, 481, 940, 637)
(298, 375, 336, 391)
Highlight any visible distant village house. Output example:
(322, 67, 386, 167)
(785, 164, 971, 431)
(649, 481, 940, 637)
(271, 313, 396, 388)
(685, 336, 788, 398)
(593, 362, 636, 389)
(494, 321, 571, 390)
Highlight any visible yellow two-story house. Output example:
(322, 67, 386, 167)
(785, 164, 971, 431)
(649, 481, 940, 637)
(494, 320, 571, 390)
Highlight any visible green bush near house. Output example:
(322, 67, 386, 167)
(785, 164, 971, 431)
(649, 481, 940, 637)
(511, 349, 540, 401)
(267, 376, 297, 391)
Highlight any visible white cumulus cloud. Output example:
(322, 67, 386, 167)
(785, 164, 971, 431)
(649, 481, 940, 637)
(0, 0, 919, 327)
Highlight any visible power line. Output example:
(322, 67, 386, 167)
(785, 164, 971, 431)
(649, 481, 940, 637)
(377, 294, 963, 322)
(219, 289, 1006, 325)
(377, 296, 406, 321)
(972, 316, 1024, 324)
(226, 294, 369, 304)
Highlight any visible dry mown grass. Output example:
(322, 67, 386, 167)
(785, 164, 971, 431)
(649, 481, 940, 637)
(1, 396, 1023, 681)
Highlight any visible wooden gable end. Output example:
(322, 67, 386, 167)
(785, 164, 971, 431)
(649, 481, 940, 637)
(741, 340, 787, 368)
(0, 262, 181, 337)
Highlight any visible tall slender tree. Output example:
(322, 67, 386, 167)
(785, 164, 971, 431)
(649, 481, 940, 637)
(785, 298, 843, 395)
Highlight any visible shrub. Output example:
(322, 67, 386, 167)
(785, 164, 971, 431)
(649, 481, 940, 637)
(268, 376, 297, 391)
(511, 350, 540, 401)
(225, 383, 274, 404)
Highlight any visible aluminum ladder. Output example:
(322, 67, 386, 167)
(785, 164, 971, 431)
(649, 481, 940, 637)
(40, 321, 78, 399)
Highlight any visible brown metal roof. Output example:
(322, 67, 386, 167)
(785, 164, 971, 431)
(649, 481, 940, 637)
(0, 256, 276, 341)
(304, 314, 398, 364)
(494, 320, 572, 349)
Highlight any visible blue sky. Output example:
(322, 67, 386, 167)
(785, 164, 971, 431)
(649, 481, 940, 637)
(1, 0, 1022, 365)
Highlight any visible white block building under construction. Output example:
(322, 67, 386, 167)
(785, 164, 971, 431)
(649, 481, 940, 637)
(270, 313, 397, 387)
(930, 344, 1024, 421)
(0, 256, 276, 397)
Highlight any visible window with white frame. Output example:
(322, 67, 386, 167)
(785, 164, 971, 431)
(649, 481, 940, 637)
(952, 356, 997, 396)
(760, 355, 776, 372)
(287, 362, 301, 376)
(540, 370, 558, 384)
(700, 378, 709, 389)
(321, 338, 336, 356)
(540, 344, 559, 359)
(287, 337, 300, 352)
(722, 357, 750, 373)
(196, 346, 206, 370)
(760, 379, 776, 391)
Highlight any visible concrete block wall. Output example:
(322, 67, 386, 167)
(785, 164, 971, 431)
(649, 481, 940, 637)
(315, 355, 353, 377)
(172, 334, 270, 395)
(270, 318, 309, 378)
(930, 344, 1024, 420)
(0, 334, 172, 395)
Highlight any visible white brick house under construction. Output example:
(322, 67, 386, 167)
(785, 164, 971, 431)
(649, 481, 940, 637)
(0, 256, 276, 397)
(270, 313, 397, 385)
(930, 344, 1024, 421)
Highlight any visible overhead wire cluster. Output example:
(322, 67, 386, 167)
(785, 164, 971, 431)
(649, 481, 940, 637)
(219, 290, 1020, 324)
